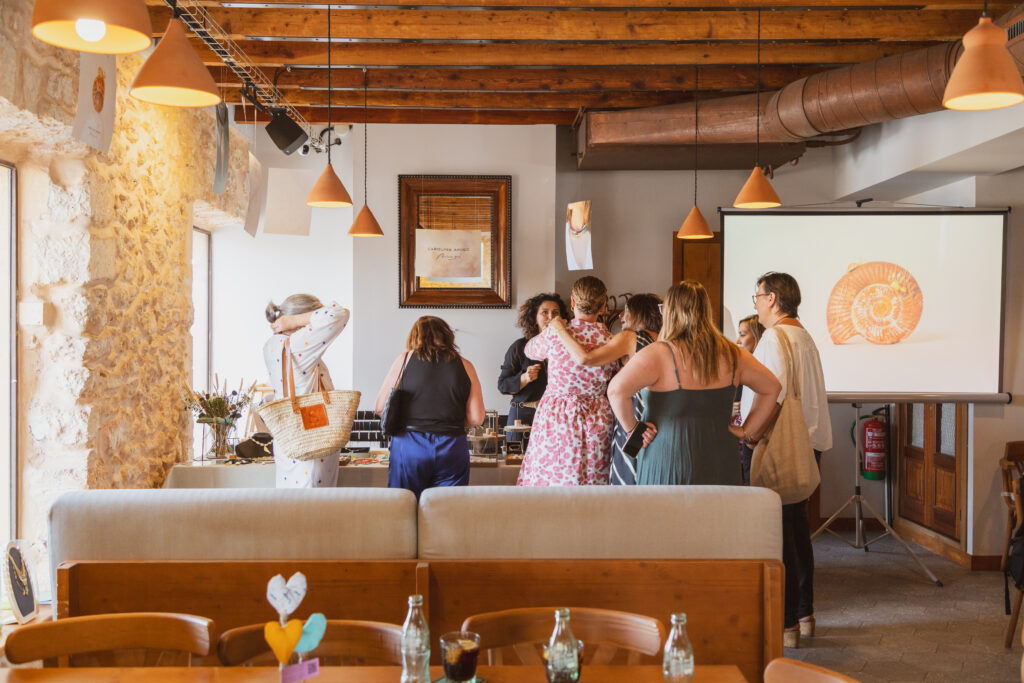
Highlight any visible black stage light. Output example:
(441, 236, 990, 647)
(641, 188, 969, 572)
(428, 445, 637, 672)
(265, 109, 308, 155)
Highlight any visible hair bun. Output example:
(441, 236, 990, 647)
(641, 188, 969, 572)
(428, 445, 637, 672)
(265, 302, 282, 323)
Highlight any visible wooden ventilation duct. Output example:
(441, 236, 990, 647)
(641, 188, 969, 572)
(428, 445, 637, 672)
(577, 10, 1024, 170)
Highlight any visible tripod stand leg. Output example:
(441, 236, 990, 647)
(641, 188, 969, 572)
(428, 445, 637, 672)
(860, 496, 943, 586)
(811, 495, 856, 541)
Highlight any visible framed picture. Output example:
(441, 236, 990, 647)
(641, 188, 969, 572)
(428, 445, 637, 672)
(398, 175, 511, 308)
(5, 541, 38, 624)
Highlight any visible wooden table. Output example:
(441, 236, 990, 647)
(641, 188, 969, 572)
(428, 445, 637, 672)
(0, 666, 746, 682)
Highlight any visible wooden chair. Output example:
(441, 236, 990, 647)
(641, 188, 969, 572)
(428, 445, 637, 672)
(3, 612, 214, 667)
(217, 619, 402, 666)
(1001, 442, 1024, 571)
(764, 657, 862, 682)
(1007, 475, 1024, 649)
(460, 606, 665, 666)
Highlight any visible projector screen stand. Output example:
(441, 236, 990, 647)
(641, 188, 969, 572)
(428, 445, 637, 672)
(811, 403, 943, 587)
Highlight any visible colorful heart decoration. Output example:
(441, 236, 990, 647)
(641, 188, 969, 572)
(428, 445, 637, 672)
(295, 612, 327, 654)
(265, 619, 304, 665)
(267, 572, 307, 617)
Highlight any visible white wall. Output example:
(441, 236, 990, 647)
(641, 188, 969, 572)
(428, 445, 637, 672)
(350, 124, 557, 411)
(211, 126, 355, 401)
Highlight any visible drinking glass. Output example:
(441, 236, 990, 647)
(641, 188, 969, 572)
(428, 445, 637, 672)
(440, 631, 480, 683)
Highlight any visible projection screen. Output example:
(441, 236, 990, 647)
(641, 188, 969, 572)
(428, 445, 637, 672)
(721, 210, 1006, 395)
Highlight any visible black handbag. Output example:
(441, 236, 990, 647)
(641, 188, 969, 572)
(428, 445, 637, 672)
(380, 353, 411, 437)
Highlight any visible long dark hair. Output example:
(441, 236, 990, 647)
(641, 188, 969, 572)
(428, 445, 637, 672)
(516, 293, 570, 339)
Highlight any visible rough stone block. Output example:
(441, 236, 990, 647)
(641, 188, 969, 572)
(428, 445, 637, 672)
(34, 232, 89, 284)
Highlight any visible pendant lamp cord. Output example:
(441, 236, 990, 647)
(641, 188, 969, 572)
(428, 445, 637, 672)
(693, 65, 699, 204)
(363, 68, 369, 205)
(983, 0, 988, 17)
(327, 4, 332, 165)
(755, 9, 761, 170)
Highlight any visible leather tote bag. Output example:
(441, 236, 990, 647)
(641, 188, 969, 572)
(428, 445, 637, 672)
(257, 339, 359, 461)
(380, 353, 411, 437)
(750, 329, 821, 505)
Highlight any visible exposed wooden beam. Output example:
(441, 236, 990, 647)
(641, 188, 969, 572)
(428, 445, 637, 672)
(151, 7, 981, 42)
(246, 89, 697, 109)
(196, 40, 938, 67)
(143, 0, 1014, 10)
(213, 65, 828, 92)
(233, 106, 577, 125)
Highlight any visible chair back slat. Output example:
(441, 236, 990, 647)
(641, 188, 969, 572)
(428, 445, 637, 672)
(217, 619, 402, 667)
(4, 612, 213, 666)
(764, 657, 861, 682)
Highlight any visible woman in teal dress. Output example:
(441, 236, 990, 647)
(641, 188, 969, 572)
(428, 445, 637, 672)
(607, 281, 780, 485)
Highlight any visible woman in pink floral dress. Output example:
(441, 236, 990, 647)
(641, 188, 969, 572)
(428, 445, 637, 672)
(517, 276, 618, 486)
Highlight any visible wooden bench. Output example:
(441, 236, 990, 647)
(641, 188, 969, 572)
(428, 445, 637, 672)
(57, 557, 781, 682)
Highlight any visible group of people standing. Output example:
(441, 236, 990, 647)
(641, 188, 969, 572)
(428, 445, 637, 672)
(262, 270, 831, 648)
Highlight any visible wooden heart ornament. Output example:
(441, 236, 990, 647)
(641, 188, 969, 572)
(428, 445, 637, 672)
(265, 619, 304, 665)
(267, 572, 307, 617)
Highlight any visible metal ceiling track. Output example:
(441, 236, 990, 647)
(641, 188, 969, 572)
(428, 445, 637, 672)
(159, 0, 312, 137)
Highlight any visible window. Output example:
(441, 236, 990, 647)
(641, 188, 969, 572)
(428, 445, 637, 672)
(1, 162, 14, 546)
(191, 228, 211, 459)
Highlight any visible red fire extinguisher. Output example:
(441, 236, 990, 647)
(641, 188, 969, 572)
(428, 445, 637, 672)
(861, 414, 887, 481)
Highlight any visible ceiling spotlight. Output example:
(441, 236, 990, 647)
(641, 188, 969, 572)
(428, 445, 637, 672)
(265, 109, 309, 155)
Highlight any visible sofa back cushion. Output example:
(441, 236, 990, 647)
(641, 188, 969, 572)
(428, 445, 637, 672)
(49, 488, 418, 590)
(418, 485, 781, 560)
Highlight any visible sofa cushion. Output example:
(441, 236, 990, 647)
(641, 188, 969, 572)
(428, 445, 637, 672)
(49, 488, 418, 591)
(418, 485, 782, 560)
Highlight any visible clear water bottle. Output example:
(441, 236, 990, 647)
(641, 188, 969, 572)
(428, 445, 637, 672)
(401, 594, 431, 683)
(663, 612, 695, 683)
(545, 608, 580, 683)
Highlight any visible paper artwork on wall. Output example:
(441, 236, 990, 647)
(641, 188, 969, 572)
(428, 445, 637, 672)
(243, 153, 264, 237)
(414, 229, 483, 280)
(72, 53, 116, 153)
(263, 168, 314, 236)
(566, 200, 593, 271)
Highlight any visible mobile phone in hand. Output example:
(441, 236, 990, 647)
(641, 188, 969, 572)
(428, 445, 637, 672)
(622, 422, 647, 457)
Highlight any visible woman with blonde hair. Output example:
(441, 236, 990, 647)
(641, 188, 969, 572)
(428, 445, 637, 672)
(375, 316, 485, 498)
(607, 281, 780, 485)
(517, 276, 618, 486)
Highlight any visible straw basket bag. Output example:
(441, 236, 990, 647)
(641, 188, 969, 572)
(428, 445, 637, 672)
(258, 339, 360, 461)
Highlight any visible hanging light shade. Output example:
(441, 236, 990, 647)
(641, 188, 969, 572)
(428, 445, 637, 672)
(943, 17, 1024, 111)
(32, 0, 152, 54)
(130, 19, 219, 107)
(677, 206, 713, 239)
(348, 67, 384, 236)
(350, 204, 383, 237)
(734, 167, 782, 209)
(307, 163, 353, 208)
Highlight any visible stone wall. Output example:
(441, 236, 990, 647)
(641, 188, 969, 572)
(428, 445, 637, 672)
(0, 0, 250, 590)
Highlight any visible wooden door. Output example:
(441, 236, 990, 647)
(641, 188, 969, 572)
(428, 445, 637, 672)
(898, 403, 963, 540)
(671, 231, 722, 328)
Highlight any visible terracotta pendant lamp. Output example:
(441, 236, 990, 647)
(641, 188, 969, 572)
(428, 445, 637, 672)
(129, 15, 219, 108)
(734, 10, 782, 209)
(942, 0, 1024, 111)
(32, 0, 152, 54)
(677, 66, 713, 239)
(349, 69, 384, 237)
(307, 5, 353, 209)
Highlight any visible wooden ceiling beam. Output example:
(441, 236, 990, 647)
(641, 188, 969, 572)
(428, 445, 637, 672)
(236, 88, 698, 109)
(151, 7, 981, 42)
(233, 106, 577, 125)
(211, 65, 828, 92)
(143, 0, 1013, 10)
(195, 40, 937, 67)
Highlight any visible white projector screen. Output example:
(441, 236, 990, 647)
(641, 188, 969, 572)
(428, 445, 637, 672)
(721, 210, 1006, 395)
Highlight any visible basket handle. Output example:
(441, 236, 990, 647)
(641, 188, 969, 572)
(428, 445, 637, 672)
(283, 338, 331, 415)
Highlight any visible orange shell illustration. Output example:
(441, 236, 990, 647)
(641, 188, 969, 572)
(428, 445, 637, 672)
(826, 261, 923, 345)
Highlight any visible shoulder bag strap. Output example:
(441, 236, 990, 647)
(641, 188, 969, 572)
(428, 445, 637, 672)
(283, 338, 332, 415)
(775, 328, 802, 400)
(396, 352, 412, 390)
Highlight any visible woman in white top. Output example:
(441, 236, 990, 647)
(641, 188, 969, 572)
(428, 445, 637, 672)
(263, 294, 351, 488)
(738, 272, 832, 649)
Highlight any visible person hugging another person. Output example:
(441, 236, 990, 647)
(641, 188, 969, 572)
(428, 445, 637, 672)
(549, 293, 662, 485)
(517, 276, 617, 486)
(263, 294, 350, 488)
(497, 293, 570, 445)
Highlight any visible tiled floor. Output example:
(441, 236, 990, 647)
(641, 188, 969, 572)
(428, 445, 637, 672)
(786, 531, 1020, 682)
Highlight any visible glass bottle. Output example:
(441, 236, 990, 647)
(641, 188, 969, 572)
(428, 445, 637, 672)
(401, 594, 431, 683)
(662, 612, 695, 683)
(546, 607, 580, 683)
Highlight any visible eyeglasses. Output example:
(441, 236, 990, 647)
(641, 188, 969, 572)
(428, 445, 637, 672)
(751, 293, 769, 304)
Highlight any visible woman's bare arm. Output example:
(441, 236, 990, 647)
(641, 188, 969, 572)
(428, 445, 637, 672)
(462, 358, 486, 427)
(607, 345, 661, 445)
(374, 353, 408, 415)
(729, 349, 782, 442)
(550, 319, 636, 366)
